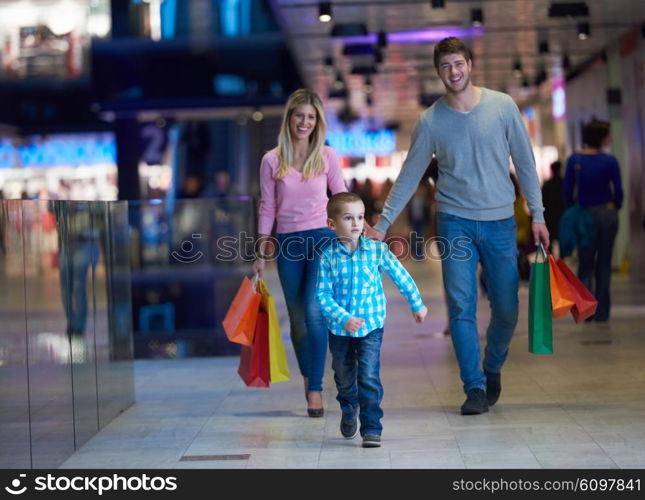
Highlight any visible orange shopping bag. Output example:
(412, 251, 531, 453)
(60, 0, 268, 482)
(222, 276, 261, 346)
(547, 254, 575, 318)
(555, 259, 598, 323)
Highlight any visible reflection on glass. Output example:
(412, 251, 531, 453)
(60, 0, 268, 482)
(0, 200, 31, 469)
(128, 198, 254, 358)
(0, 199, 134, 468)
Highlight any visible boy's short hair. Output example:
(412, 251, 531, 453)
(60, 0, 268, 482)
(433, 36, 473, 69)
(327, 192, 363, 219)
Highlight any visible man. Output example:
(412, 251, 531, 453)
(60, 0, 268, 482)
(366, 37, 549, 415)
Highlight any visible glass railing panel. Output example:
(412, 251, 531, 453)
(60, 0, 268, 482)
(23, 200, 75, 468)
(0, 200, 31, 468)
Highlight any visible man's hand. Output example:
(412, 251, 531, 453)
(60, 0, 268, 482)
(364, 225, 386, 242)
(343, 317, 365, 334)
(532, 222, 550, 250)
(413, 306, 428, 323)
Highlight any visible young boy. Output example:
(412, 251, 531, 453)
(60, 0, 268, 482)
(316, 192, 428, 448)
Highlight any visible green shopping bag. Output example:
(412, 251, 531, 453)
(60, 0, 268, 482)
(528, 244, 553, 354)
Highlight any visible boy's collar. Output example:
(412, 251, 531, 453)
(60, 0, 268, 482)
(333, 234, 369, 254)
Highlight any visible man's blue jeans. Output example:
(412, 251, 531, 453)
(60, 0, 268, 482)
(437, 213, 519, 393)
(328, 328, 384, 437)
(276, 227, 334, 392)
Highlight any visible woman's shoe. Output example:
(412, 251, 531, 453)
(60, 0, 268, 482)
(307, 408, 324, 418)
(307, 390, 324, 418)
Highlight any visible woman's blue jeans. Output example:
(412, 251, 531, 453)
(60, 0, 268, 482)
(276, 227, 334, 392)
(437, 213, 519, 394)
(328, 328, 384, 437)
(578, 205, 618, 321)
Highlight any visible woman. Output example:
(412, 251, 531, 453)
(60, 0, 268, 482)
(564, 119, 623, 322)
(252, 89, 347, 417)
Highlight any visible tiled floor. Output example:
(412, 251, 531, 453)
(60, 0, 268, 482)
(61, 259, 645, 469)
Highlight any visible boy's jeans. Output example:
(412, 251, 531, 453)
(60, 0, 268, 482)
(437, 213, 519, 394)
(328, 328, 384, 436)
(277, 227, 334, 392)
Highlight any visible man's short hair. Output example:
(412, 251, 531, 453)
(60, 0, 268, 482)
(327, 192, 363, 219)
(433, 37, 473, 69)
(582, 119, 610, 149)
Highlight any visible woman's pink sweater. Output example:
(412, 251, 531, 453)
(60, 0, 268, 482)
(258, 146, 347, 235)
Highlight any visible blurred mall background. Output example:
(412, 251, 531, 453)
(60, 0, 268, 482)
(0, 0, 644, 468)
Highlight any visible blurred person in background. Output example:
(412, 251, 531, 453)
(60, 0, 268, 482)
(564, 119, 623, 322)
(541, 160, 566, 256)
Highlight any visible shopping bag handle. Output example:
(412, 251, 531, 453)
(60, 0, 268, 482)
(533, 243, 547, 263)
(251, 273, 260, 290)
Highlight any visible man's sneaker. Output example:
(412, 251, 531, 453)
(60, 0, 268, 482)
(340, 408, 358, 439)
(362, 435, 381, 448)
(484, 370, 501, 406)
(460, 388, 489, 415)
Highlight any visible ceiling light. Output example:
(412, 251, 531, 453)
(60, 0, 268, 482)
(364, 76, 374, 94)
(318, 2, 332, 23)
(471, 8, 483, 27)
(577, 21, 590, 40)
(512, 57, 523, 78)
(431, 0, 445, 8)
(333, 72, 345, 90)
(562, 53, 571, 71)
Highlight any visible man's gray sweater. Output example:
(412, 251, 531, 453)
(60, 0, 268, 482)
(374, 88, 545, 233)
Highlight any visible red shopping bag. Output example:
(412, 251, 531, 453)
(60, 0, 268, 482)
(547, 254, 575, 318)
(237, 311, 270, 388)
(555, 259, 598, 323)
(222, 276, 261, 346)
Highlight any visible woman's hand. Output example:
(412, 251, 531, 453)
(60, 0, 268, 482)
(252, 258, 266, 278)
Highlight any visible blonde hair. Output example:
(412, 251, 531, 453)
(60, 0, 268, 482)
(275, 88, 327, 180)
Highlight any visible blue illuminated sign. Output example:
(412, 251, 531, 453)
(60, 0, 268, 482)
(0, 133, 116, 169)
(326, 130, 396, 157)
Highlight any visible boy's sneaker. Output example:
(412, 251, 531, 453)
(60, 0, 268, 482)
(362, 435, 381, 448)
(340, 408, 358, 439)
(460, 388, 489, 415)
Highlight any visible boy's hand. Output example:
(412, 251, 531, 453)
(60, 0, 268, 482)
(344, 317, 365, 334)
(413, 306, 428, 323)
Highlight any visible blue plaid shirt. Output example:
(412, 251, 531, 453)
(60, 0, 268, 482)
(316, 236, 425, 337)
